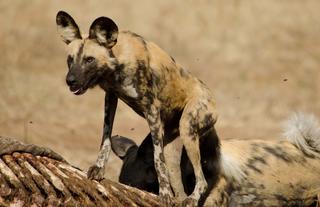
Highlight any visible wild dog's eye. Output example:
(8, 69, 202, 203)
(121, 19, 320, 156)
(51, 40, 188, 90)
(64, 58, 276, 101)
(84, 56, 95, 64)
(67, 55, 73, 67)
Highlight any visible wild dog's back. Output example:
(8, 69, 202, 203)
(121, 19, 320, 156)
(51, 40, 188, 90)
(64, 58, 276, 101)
(217, 113, 320, 206)
(219, 140, 320, 206)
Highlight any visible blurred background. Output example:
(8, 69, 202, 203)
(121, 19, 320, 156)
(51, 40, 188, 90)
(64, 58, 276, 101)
(0, 0, 319, 180)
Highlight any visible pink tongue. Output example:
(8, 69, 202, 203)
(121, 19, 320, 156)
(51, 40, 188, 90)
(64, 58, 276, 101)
(73, 89, 80, 94)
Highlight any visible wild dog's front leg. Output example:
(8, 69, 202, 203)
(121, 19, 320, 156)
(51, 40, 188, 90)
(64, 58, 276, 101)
(87, 92, 118, 180)
(146, 102, 174, 206)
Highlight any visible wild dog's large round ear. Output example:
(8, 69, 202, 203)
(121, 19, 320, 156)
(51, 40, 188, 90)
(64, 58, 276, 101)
(137, 133, 154, 164)
(89, 17, 118, 48)
(56, 11, 81, 44)
(110, 135, 137, 160)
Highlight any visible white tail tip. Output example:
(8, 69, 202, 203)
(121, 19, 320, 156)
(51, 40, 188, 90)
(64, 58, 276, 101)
(283, 112, 320, 157)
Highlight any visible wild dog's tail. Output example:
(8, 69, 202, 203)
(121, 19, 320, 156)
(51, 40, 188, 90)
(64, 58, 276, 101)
(283, 112, 320, 157)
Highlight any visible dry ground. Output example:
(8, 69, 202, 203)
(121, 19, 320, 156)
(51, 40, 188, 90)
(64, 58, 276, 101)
(0, 0, 320, 181)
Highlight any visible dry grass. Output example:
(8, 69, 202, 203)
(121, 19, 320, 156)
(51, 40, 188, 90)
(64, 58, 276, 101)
(0, 0, 320, 180)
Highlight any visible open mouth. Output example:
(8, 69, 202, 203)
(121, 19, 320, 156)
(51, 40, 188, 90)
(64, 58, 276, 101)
(68, 74, 101, 96)
(70, 87, 86, 95)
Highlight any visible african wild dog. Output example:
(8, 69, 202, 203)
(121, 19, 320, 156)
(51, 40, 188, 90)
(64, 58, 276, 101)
(112, 113, 320, 206)
(56, 11, 219, 206)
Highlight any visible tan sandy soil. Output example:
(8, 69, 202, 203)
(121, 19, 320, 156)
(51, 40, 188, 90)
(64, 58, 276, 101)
(1, 0, 320, 180)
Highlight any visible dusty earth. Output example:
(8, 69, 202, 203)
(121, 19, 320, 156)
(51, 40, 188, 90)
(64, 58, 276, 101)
(1, 0, 320, 181)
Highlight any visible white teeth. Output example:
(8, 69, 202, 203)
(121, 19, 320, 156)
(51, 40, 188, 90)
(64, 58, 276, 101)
(73, 89, 81, 94)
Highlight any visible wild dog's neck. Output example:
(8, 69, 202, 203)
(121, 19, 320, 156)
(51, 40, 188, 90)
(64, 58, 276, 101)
(112, 31, 150, 67)
(99, 31, 150, 92)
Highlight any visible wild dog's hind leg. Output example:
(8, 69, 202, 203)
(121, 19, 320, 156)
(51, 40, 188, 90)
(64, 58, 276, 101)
(180, 97, 217, 207)
(146, 101, 174, 206)
(164, 137, 187, 200)
(87, 92, 118, 180)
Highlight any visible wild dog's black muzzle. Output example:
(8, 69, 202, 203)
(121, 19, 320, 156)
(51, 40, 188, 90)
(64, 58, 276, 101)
(66, 70, 85, 95)
(66, 73, 77, 87)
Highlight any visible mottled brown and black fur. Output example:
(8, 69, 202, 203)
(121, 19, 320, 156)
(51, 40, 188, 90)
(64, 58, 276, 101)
(56, 11, 219, 206)
(112, 113, 320, 206)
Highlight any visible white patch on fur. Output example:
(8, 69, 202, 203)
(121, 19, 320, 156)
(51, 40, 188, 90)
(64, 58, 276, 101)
(159, 186, 172, 197)
(154, 144, 162, 161)
(122, 84, 138, 98)
(96, 138, 111, 168)
(220, 152, 245, 182)
(122, 77, 138, 97)
(283, 112, 320, 157)
(96, 31, 107, 44)
(58, 26, 79, 43)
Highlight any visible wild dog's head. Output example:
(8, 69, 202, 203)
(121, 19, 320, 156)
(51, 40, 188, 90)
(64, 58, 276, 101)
(110, 134, 159, 194)
(112, 131, 221, 198)
(56, 11, 118, 95)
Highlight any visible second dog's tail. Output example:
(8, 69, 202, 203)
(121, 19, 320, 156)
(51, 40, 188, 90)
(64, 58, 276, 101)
(283, 112, 320, 157)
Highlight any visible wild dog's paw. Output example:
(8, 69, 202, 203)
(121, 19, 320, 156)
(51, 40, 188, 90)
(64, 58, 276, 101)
(181, 197, 197, 207)
(87, 164, 105, 181)
(159, 194, 174, 207)
(159, 189, 174, 206)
